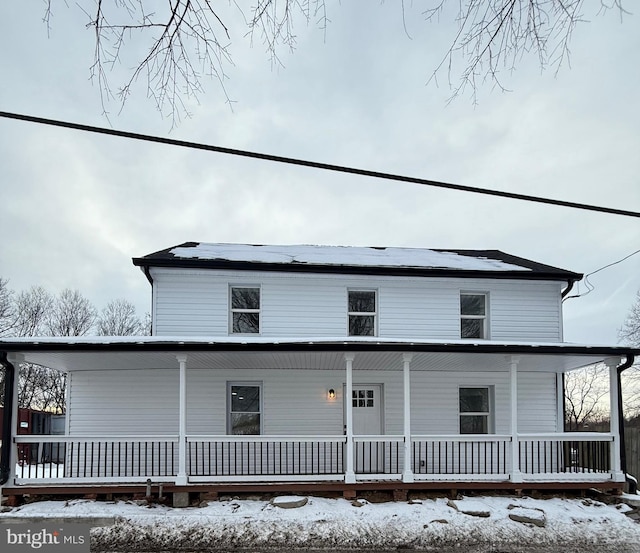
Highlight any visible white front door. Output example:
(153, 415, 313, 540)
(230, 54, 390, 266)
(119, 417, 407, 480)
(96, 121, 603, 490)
(351, 385, 383, 435)
(349, 384, 383, 473)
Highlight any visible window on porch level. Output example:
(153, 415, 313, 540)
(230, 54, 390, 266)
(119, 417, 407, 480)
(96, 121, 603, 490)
(348, 289, 376, 336)
(459, 387, 492, 434)
(228, 383, 262, 435)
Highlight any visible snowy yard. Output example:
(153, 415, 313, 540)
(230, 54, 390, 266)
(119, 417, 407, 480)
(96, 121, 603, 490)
(2, 493, 640, 551)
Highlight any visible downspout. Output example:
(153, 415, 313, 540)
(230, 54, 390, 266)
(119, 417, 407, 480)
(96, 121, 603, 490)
(559, 278, 576, 430)
(561, 278, 577, 299)
(0, 352, 16, 485)
(142, 265, 154, 336)
(617, 354, 636, 492)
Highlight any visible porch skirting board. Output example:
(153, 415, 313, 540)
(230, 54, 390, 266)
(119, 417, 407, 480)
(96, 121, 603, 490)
(1, 479, 624, 503)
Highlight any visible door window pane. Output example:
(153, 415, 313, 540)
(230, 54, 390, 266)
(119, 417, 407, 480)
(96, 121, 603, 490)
(353, 389, 375, 408)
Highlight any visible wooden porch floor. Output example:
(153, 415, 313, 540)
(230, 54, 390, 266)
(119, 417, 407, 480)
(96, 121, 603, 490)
(1, 479, 624, 507)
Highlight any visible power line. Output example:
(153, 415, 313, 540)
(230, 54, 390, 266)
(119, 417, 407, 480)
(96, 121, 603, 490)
(1, 110, 639, 219)
(563, 249, 640, 302)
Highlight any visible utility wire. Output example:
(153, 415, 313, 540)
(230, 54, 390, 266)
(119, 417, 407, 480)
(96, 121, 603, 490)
(563, 249, 640, 301)
(1, 110, 639, 219)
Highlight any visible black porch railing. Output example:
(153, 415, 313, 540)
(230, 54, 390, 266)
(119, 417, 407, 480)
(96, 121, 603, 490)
(353, 437, 403, 474)
(187, 436, 345, 477)
(11, 433, 616, 483)
(13, 436, 178, 479)
(412, 436, 510, 475)
(518, 435, 611, 474)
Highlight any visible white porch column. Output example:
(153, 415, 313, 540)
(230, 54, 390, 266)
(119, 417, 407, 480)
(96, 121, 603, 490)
(176, 354, 188, 485)
(509, 356, 522, 483)
(556, 373, 565, 432)
(402, 353, 414, 483)
(344, 353, 356, 483)
(608, 357, 625, 482)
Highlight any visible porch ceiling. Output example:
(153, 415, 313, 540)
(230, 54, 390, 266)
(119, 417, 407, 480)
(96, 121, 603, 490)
(1, 337, 633, 373)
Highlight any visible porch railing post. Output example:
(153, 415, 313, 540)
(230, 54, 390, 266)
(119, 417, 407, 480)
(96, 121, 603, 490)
(510, 356, 522, 483)
(344, 353, 355, 483)
(608, 357, 625, 482)
(176, 354, 188, 485)
(402, 353, 414, 483)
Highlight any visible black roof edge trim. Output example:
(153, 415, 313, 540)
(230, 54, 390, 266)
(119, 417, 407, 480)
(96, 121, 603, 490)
(131, 258, 582, 281)
(1, 341, 637, 357)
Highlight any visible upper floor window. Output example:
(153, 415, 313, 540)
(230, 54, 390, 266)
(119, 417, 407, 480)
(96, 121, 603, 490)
(230, 286, 260, 334)
(348, 289, 376, 336)
(459, 386, 492, 434)
(460, 293, 488, 339)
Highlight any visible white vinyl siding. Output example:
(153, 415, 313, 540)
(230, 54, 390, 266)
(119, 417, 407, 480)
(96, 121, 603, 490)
(150, 268, 563, 342)
(67, 370, 179, 435)
(517, 372, 558, 433)
(67, 368, 554, 438)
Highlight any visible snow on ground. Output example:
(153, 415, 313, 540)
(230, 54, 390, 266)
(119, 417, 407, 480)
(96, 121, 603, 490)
(2, 494, 640, 551)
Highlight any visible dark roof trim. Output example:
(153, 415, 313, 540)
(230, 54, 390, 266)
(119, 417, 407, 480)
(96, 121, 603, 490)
(1, 340, 637, 357)
(132, 243, 583, 282)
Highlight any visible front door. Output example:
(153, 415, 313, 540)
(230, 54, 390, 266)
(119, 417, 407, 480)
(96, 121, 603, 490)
(349, 384, 383, 473)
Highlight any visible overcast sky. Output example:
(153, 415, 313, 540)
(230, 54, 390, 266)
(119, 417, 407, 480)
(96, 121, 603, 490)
(0, 2, 638, 345)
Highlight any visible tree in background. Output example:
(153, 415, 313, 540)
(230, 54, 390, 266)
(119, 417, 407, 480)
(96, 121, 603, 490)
(46, 288, 96, 337)
(563, 290, 640, 428)
(620, 290, 640, 348)
(565, 363, 610, 431)
(620, 290, 640, 420)
(42, 1, 627, 123)
(12, 286, 52, 337)
(96, 298, 144, 336)
(0, 279, 148, 413)
(0, 278, 13, 336)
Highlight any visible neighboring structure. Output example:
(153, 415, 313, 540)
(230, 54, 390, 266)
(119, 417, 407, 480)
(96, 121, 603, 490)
(1, 242, 637, 499)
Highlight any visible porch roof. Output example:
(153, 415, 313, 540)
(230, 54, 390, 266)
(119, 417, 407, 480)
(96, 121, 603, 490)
(1, 336, 636, 374)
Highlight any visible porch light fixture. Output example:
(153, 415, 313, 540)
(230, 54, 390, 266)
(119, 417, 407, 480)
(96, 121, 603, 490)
(328, 389, 336, 400)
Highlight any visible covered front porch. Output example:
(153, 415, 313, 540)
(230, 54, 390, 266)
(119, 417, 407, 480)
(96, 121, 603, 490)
(1, 338, 634, 493)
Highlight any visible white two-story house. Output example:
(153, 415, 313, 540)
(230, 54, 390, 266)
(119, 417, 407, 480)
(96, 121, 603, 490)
(1, 242, 637, 501)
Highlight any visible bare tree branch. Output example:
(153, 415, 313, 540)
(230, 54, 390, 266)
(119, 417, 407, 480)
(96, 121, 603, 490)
(41, 1, 628, 121)
(565, 364, 609, 430)
(425, 0, 627, 102)
(96, 298, 144, 335)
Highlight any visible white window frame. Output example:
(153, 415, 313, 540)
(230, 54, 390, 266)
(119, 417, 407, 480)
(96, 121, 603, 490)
(347, 288, 378, 337)
(460, 292, 489, 339)
(227, 381, 263, 435)
(458, 386, 494, 434)
(229, 285, 261, 334)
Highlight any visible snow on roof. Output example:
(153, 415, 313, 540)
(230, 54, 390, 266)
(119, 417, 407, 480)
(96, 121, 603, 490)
(167, 243, 530, 271)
